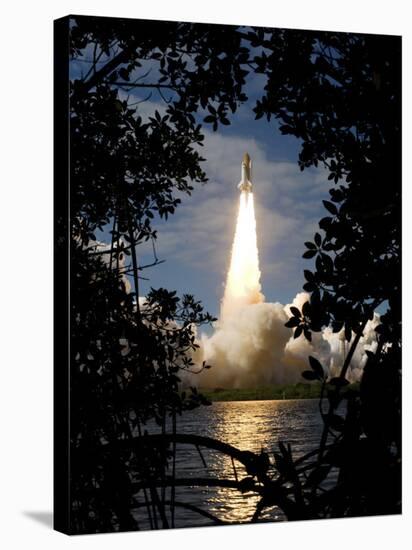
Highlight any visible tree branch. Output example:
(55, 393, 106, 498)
(107, 82, 174, 90)
(74, 43, 139, 97)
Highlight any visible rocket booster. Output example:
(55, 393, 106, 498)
(238, 152, 253, 193)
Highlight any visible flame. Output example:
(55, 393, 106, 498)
(221, 191, 264, 320)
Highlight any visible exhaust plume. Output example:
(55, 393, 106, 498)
(221, 190, 264, 320)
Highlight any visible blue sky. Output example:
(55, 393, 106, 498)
(70, 40, 332, 320)
(129, 91, 330, 319)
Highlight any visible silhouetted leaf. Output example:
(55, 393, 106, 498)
(302, 370, 317, 380)
(303, 249, 317, 259)
(304, 270, 315, 282)
(302, 301, 311, 316)
(304, 328, 312, 342)
(303, 282, 316, 292)
(294, 325, 303, 339)
(323, 200, 338, 215)
(309, 356, 325, 379)
(290, 306, 301, 317)
(285, 317, 300, 328)
(319, 217, 332, 230)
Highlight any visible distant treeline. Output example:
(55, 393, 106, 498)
(200, 382, 359, 402)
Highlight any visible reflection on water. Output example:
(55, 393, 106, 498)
(136, 399, 324, 528)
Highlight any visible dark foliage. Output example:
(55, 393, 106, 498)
(67, 15, 251, 532)
(252, 29, 400, 344)
(71, 242, 213, 531)
(254, 30, 401, 516)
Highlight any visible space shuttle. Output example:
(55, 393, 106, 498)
(238, 152, 253, 193)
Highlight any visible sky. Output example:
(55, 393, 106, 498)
(70, 35, 333, 322)
(133, 91, 330, 320)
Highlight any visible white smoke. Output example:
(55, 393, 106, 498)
(186, 163, 381, 389)
(192, 292, 379, 389)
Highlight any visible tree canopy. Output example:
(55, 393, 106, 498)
(68, 16, 254, 533)
(251, 28, 401, 517)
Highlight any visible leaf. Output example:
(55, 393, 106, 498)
(118, 67, 130, 81)
(303, 282, 316, 292)
(302, 370, 317, 380)
(279, 124, 293, 134)
(278, 441, 290, 459)
(314, 232, 322, 246)
(323, 200, 338, 215)
(304, 270, 315, 282)
(294, 325, 303, 339)
(273, 452, 287, 474)
(285, 317, 300, 328)
(321, 253, 334, 272)
(319, 217, 332, 230)
(290, 306, 301, 317)
(238, 477, 256, 492)
(304, 328, 312, 342)
(332, 320, 344, 333)
(114, 99, 123, 112)
(304, 241, 317, 249)
(302, 301, 311, 316)
(203, 115, 215, 123)
(303, 249, 317, 259)
(309, 356, 325, 379)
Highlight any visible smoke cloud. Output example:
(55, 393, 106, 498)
(194, 293, 379, 389)
(188, 184, 378, 389)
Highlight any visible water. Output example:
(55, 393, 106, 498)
(135, 399, 324, 528)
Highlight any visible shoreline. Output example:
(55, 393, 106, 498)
(199, 382, 324, 402)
